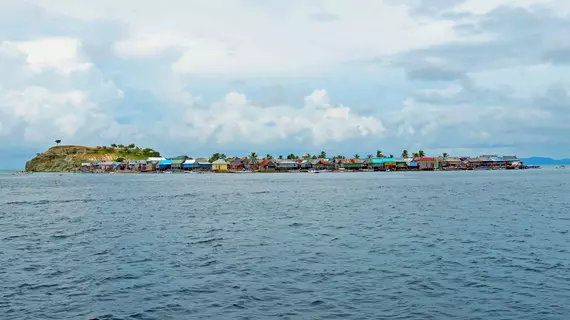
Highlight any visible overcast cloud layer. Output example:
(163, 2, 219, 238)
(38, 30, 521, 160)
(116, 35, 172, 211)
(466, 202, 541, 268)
(1, 0, 570, 168)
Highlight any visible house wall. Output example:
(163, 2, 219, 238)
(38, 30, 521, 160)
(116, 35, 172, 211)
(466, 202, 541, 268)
(418, 161, 438, 170)
(213, 164, 228, 171)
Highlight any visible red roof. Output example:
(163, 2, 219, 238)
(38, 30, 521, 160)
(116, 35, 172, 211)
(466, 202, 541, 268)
(319, 160, 331, 165)
(259, 159, 271, 166)
(415, 157, 436, 161)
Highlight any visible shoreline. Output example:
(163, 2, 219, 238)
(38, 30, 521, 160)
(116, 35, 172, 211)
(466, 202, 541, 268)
(14, 167, 544, 175)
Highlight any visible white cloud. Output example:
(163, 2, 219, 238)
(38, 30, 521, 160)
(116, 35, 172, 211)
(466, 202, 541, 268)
(14, 38, 92, 75)
(0, 38, 130, 147)
(168, 89, 385, 146)
(29, 0, 463, 76)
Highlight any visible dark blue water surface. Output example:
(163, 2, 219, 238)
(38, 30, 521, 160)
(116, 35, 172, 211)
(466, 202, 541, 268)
(1, 170, 569, 319)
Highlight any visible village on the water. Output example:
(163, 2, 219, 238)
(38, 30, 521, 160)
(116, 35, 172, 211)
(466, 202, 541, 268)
(79, 149, 537, 173)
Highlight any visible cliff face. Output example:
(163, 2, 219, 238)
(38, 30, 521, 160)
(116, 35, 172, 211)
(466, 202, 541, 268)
(25, 145, 141, 172)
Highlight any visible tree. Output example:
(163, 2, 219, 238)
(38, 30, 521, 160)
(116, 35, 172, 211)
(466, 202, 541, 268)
(413, 152, 419, 158)
(390, 154, 394, 158)
(220, 153, 227, 159)
(115, 157, 125, 162)
(367, 154, 373, 159)
(319, 150, 327, 159)
(111, 144, 117, 148)
(376, 149, 384, 158)
(354, 154, 360, 159)
(311, 155, 317, 160)
(442, 152, 448, 159)
(303, 153, 311, 159)
(118, 144, 125, 148)
(55, 139, 61, 146)
(265, 154, 273, 160)
(250, 152, 258, 162)
(336, 155, 345, 159)
(128, 143, 135, 148)
(418, 150, 425, 157)
(210, 153, 221, 162)
(278, 155, 283, 159)
(402, 149, 409, 158)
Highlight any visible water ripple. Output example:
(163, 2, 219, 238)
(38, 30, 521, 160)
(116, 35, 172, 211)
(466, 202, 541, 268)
(1, 171, 569, 319)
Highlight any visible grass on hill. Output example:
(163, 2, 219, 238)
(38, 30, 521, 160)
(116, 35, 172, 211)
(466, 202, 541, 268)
(86, 145, 161, 160)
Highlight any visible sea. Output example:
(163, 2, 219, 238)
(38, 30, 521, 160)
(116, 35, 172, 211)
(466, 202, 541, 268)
(1, 169, 569, 319)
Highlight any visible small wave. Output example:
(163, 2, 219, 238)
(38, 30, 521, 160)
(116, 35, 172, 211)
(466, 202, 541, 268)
(5, 198, 98, 206)
(310, 300, 325, 306)
(251, 191, 270, 194)
(192, 237, 223, 244)
(200, 260, 218, 267)
(289, 222, 304, 227)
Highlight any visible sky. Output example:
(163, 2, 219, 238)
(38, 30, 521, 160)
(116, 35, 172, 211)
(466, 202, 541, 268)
(1, 0, 570, 169)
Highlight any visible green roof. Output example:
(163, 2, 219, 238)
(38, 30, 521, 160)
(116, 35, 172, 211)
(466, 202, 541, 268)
(172, 159, 184, 164)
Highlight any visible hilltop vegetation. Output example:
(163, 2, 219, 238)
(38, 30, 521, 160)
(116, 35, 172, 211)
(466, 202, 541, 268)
(86, 144, 160, 160)
(25, 144, 161, 172)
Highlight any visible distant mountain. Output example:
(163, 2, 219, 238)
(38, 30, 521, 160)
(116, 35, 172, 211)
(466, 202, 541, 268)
(520, 157, 570, 165)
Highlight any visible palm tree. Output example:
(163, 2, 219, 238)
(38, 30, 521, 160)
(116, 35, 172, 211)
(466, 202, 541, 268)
(319, 150, 327, 159)
(210, 153, 221, 162)
(389, 154, 394, 158)
(336, 154, 345, 159)
(278, 155, 283, 160)
(402, 149, 409, 158)
(418, 150, 425, 157)
(55, 139, 61, 146)
(367, 154, 373, 159)
(354, 154, 360, 159)
(376, 149, 384, 158)
(265, 154, 273, 160)
(311, 155, 317, 160)
(442, 152, 448, 159)
(413, 152, 419, 158)
(250, 152, 258, 162)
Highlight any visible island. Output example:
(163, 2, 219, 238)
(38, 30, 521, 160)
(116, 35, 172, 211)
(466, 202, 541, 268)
(24, 145, 536, 173)
(25, 144, 161, 172)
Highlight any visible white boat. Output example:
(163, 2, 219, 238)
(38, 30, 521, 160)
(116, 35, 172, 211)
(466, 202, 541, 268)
(308, 168, 320, 174)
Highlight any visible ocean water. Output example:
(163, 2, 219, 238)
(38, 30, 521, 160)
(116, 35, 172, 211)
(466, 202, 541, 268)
(1, 170, 569, 319)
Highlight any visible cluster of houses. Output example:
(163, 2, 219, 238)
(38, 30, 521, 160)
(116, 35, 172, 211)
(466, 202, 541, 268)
(80, 155, 526, 173)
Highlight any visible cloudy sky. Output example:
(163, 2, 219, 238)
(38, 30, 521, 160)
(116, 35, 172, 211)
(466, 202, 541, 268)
(1, 0, 570, 168)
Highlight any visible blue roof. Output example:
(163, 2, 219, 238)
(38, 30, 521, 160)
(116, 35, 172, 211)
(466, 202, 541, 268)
(370, 157, 397, 164)
(159, 159, 173, 165)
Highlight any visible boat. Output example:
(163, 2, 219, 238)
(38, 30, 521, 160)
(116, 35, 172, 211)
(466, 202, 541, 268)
(308, 168, 320, 174)
(557, 165, 566, 169)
